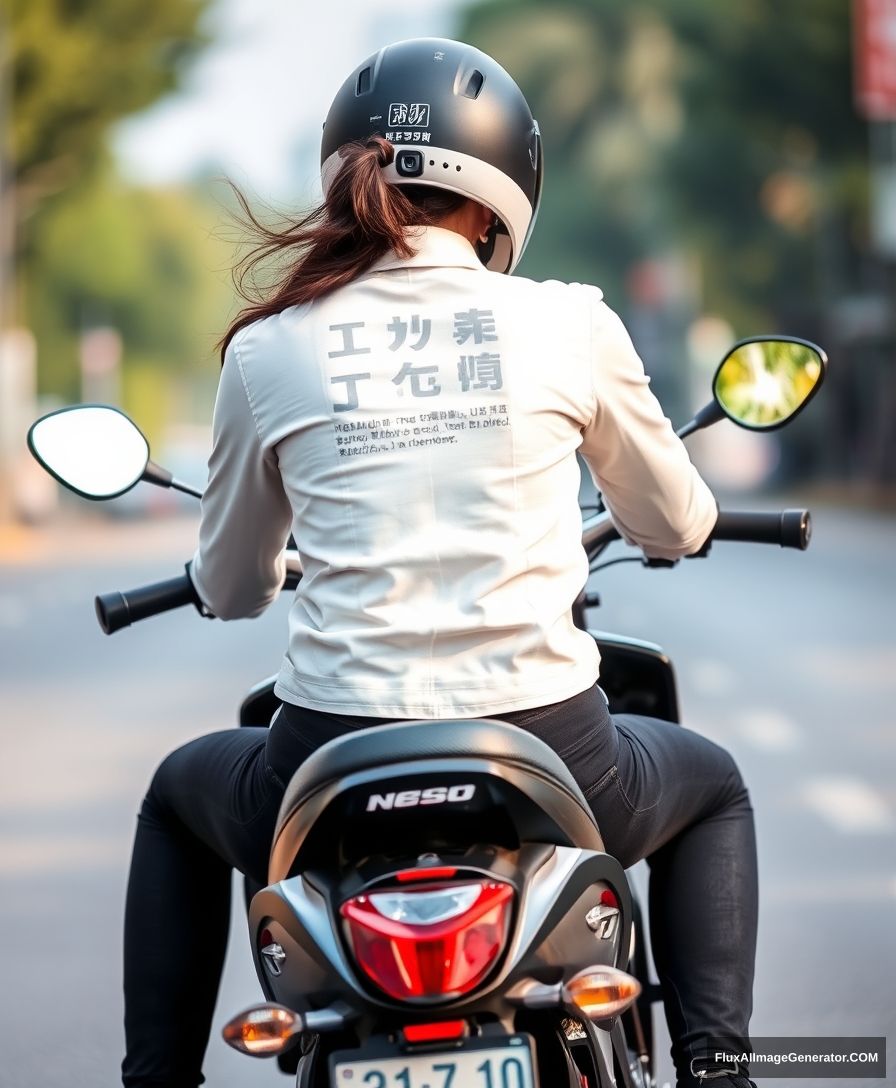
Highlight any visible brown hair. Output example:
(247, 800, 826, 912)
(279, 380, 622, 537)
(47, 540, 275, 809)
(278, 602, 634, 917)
(219, 136, 467, 360)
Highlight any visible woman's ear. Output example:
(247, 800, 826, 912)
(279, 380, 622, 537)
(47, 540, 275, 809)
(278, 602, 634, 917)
(477, 205, 497, 244)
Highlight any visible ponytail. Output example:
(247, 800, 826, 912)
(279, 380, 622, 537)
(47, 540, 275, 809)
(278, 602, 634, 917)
(219, 137, 466, 360)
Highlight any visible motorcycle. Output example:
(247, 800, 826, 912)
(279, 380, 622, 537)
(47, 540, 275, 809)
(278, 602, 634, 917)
(27, 335, 826, 1088)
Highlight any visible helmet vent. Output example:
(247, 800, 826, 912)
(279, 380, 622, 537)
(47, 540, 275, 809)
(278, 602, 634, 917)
(356, 67, 372, 96)
(462, 70, 485, 100)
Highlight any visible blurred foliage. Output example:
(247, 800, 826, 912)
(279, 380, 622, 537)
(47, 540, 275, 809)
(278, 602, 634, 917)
(23, 161, 233, 413)
(2, 0, 230, 426)
(460, 0, 866, 333)
(2, 0, 888, 482)
(5, 0, 207, 207)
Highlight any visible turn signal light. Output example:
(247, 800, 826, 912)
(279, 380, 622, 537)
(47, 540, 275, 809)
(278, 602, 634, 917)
(222, 1003, 302, 1057)
(565, 966, 641, 1020)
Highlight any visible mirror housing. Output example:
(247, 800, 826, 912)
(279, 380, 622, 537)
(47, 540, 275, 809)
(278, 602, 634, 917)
(27, 405, 150, 500)
(712, 336, 826, 431)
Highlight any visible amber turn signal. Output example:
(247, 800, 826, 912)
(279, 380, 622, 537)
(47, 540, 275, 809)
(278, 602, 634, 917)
(222, 1003, 303, 1057)
(565, 966, 642, 1020)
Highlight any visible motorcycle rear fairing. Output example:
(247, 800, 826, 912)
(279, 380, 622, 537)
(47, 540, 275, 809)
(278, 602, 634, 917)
(250, 720, 634, 1084)
(269, 717, 606, 878)
(233, 641, 662, 1088)
(251, 846, 629, 1016)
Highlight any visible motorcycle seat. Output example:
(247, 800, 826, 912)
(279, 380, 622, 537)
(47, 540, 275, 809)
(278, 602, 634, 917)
(269, 717, 604, 881)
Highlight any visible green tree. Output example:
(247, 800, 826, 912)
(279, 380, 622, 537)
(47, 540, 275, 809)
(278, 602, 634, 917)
(2, 0, 210, 322)
(23, 164, 234, 425)
(6, 0, 206, 203)
(459, 0, 866, 331)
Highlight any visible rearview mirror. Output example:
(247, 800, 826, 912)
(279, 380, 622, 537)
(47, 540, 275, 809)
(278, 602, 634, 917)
(27, 405, 150, 500)
(713, 337, 826, 431)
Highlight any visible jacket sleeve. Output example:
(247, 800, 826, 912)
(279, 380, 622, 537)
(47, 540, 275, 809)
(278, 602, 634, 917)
(580, 298, 718, 560)
(189, 336, 292, 619)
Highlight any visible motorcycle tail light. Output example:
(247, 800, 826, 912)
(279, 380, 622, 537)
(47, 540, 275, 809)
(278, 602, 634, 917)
(402, 1020, 468, 1043)
(340, 880, 514, 1001)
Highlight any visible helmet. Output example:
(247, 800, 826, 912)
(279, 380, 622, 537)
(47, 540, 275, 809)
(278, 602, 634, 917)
(321, 37, 543, 274)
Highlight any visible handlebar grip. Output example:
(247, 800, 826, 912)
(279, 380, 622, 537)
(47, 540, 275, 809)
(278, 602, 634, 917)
(711, 508, 811, 550)
(95, 574, 197, 635)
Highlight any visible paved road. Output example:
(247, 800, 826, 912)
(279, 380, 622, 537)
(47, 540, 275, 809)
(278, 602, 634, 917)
(1, 505, 893, 1087)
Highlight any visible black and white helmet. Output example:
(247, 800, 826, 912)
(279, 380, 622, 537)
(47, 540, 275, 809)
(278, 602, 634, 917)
(321, 37, 543, 274)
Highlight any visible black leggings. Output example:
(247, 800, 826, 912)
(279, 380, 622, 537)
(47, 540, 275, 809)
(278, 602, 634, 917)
(121, 685, 757, 1088)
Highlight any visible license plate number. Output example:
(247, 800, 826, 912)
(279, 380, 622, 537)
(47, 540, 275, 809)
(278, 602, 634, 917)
(331, 1037, 535, 1088)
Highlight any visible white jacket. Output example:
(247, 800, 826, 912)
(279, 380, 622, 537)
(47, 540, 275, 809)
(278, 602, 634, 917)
(191, 226, 716, 717)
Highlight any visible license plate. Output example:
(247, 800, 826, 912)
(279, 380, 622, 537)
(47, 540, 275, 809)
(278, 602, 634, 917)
(331, 1034, 535, 1088)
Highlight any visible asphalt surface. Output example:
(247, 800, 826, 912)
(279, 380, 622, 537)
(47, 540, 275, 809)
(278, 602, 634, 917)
(1, 504, 893, 1087)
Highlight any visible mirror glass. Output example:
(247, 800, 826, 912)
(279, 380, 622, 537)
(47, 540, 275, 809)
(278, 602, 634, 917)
(713, 338, 825, 430)
(28, 406, 150, 499)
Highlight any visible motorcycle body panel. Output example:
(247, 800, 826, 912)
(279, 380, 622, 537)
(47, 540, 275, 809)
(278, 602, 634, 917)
(233, 639, 665, 1085)
(250, 844, 630, 1016)
(592, 632, 679, 723)
(244, 719, 639, 1086)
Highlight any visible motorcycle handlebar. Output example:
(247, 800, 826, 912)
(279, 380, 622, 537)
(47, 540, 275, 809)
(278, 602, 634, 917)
(95, 507, 811, 634)
(712, 508, 811, 550)
(582, 507, 812, 557)
(95, 575, 196, 635)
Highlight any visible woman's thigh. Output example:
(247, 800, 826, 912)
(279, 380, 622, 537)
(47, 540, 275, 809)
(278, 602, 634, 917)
(148, 701, 747, 885)
(583, 714, 749, 870)
(145, 727, 284, 885)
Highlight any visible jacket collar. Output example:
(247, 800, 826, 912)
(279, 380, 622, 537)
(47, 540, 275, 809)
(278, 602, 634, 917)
(368, 226, 484, 273)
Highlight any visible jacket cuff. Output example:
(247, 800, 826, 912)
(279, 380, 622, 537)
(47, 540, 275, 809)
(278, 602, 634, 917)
(184, 560, 215, 618)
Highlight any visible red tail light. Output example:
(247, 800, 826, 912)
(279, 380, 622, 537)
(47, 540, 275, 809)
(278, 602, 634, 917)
(340, 880, 514, 1001)
(402, 1020, 467, 1043)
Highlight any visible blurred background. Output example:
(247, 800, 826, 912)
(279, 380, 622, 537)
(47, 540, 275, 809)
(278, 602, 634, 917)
(1, 2, 894, 1086)
(2, 0, 895, 515)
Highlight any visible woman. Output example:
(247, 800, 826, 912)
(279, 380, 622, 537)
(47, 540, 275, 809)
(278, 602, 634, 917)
(122, 38, 757, 1088)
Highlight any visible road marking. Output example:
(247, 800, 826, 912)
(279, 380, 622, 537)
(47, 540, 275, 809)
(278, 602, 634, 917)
(799, 776, 894, 834)
(690, 659, 737, 696)
(735, 709, 803, 751)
